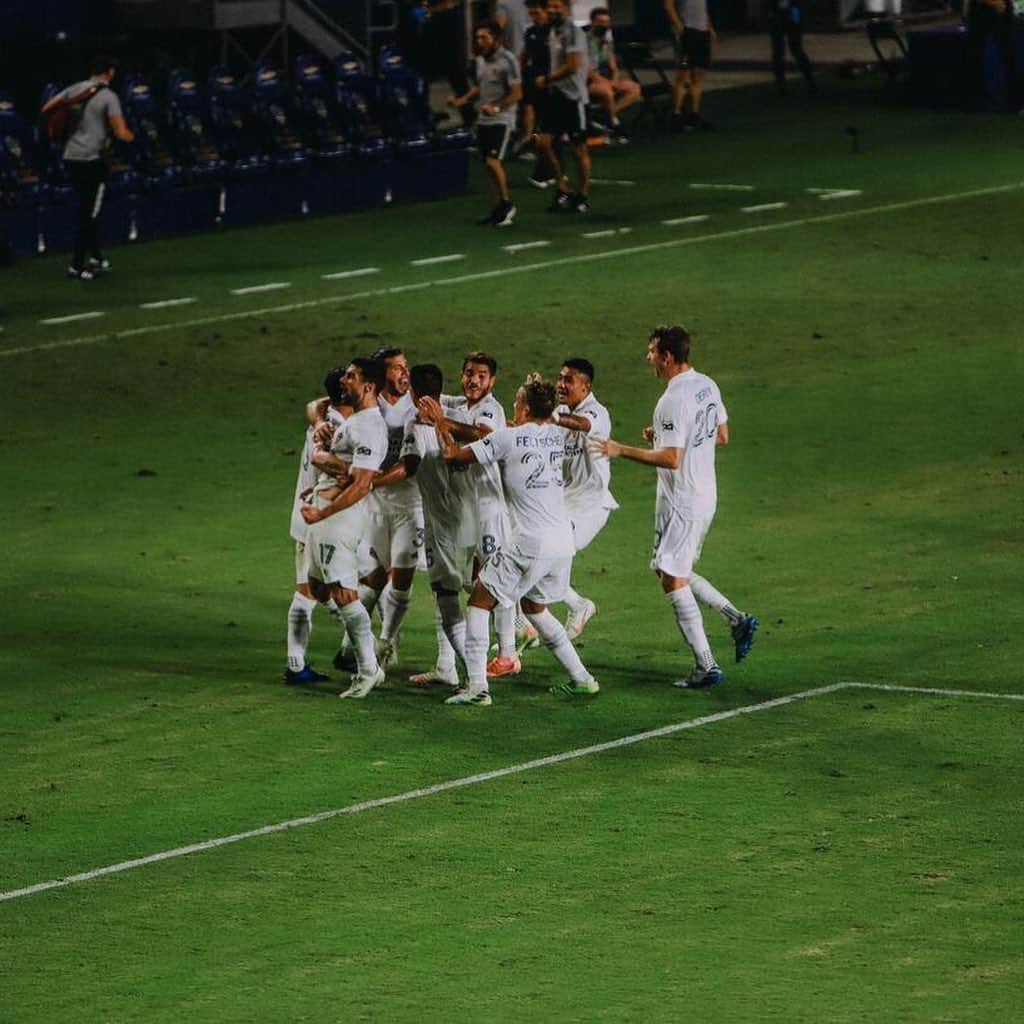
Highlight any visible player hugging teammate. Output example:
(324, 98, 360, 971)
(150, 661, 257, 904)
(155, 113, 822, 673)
(284, 329, 758, 705)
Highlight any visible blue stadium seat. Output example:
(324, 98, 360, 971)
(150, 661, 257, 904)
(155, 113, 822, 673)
(377, 45, 432, 152)
(167, 70, 226, 182)
(250, 63, 308, 168)
(293, 53, 351, 158)
(122, 75, 183, 187)
(207, 65, 267, 171)
(332, 51, 387, 157)
(0, 91, 46, 204)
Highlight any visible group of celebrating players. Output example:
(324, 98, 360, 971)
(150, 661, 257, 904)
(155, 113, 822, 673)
(286, 325, 758, 706)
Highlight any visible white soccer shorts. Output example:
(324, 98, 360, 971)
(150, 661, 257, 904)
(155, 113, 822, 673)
(306, 517, 363, 590)
(366, 505, 425, 571)
(570, 505, 611, 553)
(476, 508, 511, 565)
(424, 528, 476, 594)
(479, 544, 572, 609)
(650, 512, 712, 580)
(294, 540, 311, 586)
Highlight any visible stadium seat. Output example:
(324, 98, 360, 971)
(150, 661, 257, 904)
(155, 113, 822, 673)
(293, 54, 351, 158)
(250, 63, 308, 168)
(122, 75, 184, 187)
(166, 70, 227, 182)
(207, 65, 267, 171)
(377, 45, 433, 152)
(333, 51, 388, 157)
(0, 91, 45, 202)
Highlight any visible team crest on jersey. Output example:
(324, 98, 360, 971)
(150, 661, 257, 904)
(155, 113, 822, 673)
(357, 445, 372, 456)
(661, 420, 674, 431)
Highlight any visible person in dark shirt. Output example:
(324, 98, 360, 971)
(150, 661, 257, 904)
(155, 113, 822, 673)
(520, 0, 556, 185)
(965, 0, 1021, 112)
(767, 0, 816, 95)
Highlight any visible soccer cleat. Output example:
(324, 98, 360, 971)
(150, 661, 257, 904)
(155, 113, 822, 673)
(332, 647, 357, 672)
(731, 614, 759, 663)
(516, 622, 540, 652)
(408, 667, 460, 688)
(564, 598, 597, 640)
(283, 665, 329, 685)
(572, 193, 590, 214)
(477, 207, 498, 226)
(87, 257, 112, 272)
(486, 653, 522, 678)
(528, 175, 555, 189)
(672, 665, 725, 690)
(548, 189, 573, 212)
(339, 665, 386, 699)
(67, 266, 95, 281)
(549, 676, 600, 697)
(375, 636, 398, 670)
(493, 201, 517, 227)
(444, 687, 493, 706)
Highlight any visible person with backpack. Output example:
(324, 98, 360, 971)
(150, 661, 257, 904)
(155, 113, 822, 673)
(40, 55, 134, 281)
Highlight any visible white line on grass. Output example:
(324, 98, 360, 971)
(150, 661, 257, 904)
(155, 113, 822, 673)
(410, 253, 465, 267)
(819, 189, 863, 201)
(502, 240, 551, 254)
(581, 228, 633, 239)
(741, 202, 788, 213)
(139, 298, 197, 310)
(231, 282, 291, 295)
(690, 183, 755, 191)
(38, 311, 105, 326)
(5, 181, 1022, 359)
(322, 267, 381, 281)
(590, 178, 637, 186)
(662, 214, 710, 226)
(3, 681, 1022, 904)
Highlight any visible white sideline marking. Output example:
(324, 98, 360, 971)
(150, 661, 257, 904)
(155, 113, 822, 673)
(502, 240, 551, 254)
(231, 282, 291, 295)
(581, 228, 633, 239)
(662, 214, 710, 226)
(322, 267, 381, 281)
(591, 178, 636, 186)
(410, 253, 465, 267)
(742, 202, 788, 213)
(3, 681, 1023, 904)
(690, 183, 755, 191)
(819, 189, 863, 201)
(39, 311, 105, 326)
(5, 181, 1023, 359)
(139, 297, 197, 310)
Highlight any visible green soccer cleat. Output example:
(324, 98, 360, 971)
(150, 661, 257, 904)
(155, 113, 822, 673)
(549, 677, 600, 697)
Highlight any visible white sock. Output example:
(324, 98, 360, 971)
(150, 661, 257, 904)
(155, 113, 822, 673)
(526, 609, 591, 683)
(493, 604, 516, 658)
(464, 605, 491, 695)
(431, 603, 458, 673)
(381, 586, 412, 642)
(562, 584, 588, 614)
(667, 588, 716, 671)
(338, 601, 379, 677)
(436, 592, 467, 669)
(287, 591, 317, 671)
(359, 583, 382, 617)
(690, 574, 743, 626)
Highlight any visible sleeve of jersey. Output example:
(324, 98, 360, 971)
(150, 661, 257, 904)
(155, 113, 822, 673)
(659, 397, 686, 450)
(400, 420, 419, 460)
(506, 54, 522, 85)
(106, 91, 124, 117)
(588, 402, 611, 438)
(717, 390, 729, 425)
(481, 400, 506, 430)
(568, 25, 585, 56)
(469, 427, 510, 466)
(351, 423, 387, 472)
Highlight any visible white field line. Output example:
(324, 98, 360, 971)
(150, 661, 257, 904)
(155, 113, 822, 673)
(502, 240, 551, 254)
(410, 253, 465, 267)
(590, 178, 637, 186)
(742, 202, 788, 213)
(662, 214, 710, 226)
(230, 282, 291, 295)
(39, 311, 105, 326)
(3, 681, 1023, 904)
(581, 228, 633, 239)
(690, 183, 755, 191)
(322, 267, 380, 281)
(139, 297, 197, 310)
(819, 189, 863, 201)
(4, 181, 1022, 359)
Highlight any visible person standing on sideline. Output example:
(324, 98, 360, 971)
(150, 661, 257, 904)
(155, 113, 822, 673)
(590, 326, 758, 689)
(664, 0, 715, 131)
(767, 0, 816, 95)
(449, 21, 522, 226)
(40, 55, 134, 281)
(965, 0, 1022, 112)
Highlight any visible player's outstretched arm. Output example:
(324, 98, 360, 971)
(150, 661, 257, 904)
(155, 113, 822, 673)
(554, 412, 592, 432)
(589, 436, 681, 469)
(301, 467, 375, 523)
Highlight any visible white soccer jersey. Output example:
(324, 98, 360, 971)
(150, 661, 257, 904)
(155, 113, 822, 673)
(470, 422, 573, 558)
(369, 391, 421, 513)
(290, 407, 345, 542)
(442, 392, 507, 516)
(312, 406, 388, 511)
(401, 420, 477, 548)
(652, 368, 728, 520)
(557, 391, 619, 515)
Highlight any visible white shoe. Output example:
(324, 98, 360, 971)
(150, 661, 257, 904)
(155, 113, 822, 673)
(516, 623, 540, 652)
(444, 687, 492, 706)
(671, 665, 725, 690)
(339, 666, 386, 699)
(408, 667, 459, 688)
(565, 599, 597, 640)
(375, 636, 397, 669)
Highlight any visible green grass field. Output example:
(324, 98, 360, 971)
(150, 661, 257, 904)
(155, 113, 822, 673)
(2, 78, 1023, 1022)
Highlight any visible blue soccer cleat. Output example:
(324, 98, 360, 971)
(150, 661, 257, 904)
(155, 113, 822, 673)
(732, 615, 759, 663)
(283, 665, 329, 685)
(672, 665, 725, 690)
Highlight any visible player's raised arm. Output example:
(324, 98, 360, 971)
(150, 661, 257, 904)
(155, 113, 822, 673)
(589, 436, 682, 469)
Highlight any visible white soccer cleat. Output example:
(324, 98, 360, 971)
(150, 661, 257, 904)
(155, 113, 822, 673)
(408, 667, 460, 689)
(444, 687, 493, 707)
(516, 623, 540, 652)
(375, 636, 398, 670)
(565, 599, 597, 640)
(339, 666, 386, 699)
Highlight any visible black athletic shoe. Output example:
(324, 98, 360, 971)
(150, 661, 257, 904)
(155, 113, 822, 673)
(548, 190, 573, 212)
(572, 193, 590, 214)
(87, 257, 112, 272)
(67, 265, 95, 281)
(283, 665, 329, 685)
(332, 648, 357, 672)
(493, 200, 516, 227)
(477, 207, 498, 225)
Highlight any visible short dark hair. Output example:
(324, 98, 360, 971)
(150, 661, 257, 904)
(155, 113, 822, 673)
(650, 324, 691, 364)
(409, 363, 443, 401)
(462, 351, 497, 376)
(371, 346, 404, 362)
(526, 0, 545, 7)
(475, 19, 503, 39)
(590, 7, 610, 19)
(522, 376, 558, 419)
(350, 356, 386, 392)
(324, 366, 347, 405)
(89, 54, 117, 77)
(562, 357, 595, 383)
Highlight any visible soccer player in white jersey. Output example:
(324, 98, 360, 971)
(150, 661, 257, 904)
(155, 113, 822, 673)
(357, 347, 425, 669)
(441, 375, 599, 706)
(592, 325, 758, 688)
(417, 351, 521, 680)
(300, 358, 390, 699)
(400, 363, 477, 687)
(553, 357, 618, 638)
(284, 366, 352, 684)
